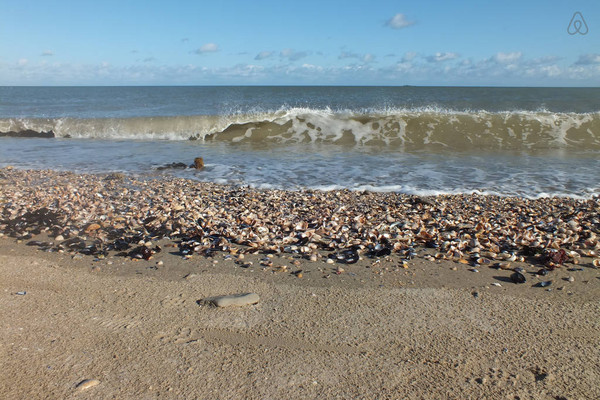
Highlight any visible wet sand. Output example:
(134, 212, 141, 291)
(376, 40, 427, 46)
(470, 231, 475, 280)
(0, 168, 599, 399)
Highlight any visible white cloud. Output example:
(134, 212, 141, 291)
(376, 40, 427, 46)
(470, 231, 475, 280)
(493, 52, 522, 63)
(255, 51, 274, 60)
(195, 43, 219, 54)
(385, 14, 415, 29)
(528, 55, 561, 65)
(338, 51, 360, 60)
(401, 52, 417, 62)
(280, 48, 309, 61)
(2, 51, 599, 86)
(426, 52, 459, 62)
(339, 51, 375, 63)
(41, 50, 54, 57)
(574, 53, 600, 65)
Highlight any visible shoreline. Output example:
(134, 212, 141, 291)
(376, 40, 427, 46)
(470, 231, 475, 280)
(1, 167, 599, 398)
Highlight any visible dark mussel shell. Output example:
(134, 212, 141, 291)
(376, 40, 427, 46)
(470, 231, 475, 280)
(331, 249, 359, 264)
(129, 246, 154, 260)
(537, 268, 549, 276)
(510, 271, 527, 284)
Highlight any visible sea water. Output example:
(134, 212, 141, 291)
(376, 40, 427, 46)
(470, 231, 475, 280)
(1, 86, 599, 198)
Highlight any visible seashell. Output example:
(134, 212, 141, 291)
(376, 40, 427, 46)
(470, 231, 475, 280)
(498, 253, 516, 262)
(480, 251, 497, 259)
(593, 259, 600, 267)
(76, 379, 100, 391)
(536, 281, 552, 288)
(566, 220, 578, 230)
(510, 272, 526, 284)
(496, 262, 511, 270)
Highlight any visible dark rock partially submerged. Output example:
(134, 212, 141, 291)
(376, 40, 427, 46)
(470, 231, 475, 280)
(156, 162, 188, 170)
(0, 130, 55, 138)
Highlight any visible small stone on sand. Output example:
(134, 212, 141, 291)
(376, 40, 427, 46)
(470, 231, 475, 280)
(207, 293, 259, 307)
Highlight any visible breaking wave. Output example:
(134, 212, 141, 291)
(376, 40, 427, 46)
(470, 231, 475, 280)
(1, 108, 599, 151)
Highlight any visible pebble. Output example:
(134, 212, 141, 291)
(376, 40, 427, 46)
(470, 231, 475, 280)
(76, 379, 100, 391)
(54, 235, 64, 241)
(326, 258, 334, 264)
(567, 276, 575, 282)
(207, 293, 260, 307)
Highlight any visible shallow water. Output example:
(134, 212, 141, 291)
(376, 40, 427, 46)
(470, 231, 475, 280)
(1, 86, 599, 198)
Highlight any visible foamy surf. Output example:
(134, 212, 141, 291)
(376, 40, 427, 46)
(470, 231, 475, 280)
(1, 108, 599, 151)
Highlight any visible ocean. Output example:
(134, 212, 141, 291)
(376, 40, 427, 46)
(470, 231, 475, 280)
(1, 86, 599, 198)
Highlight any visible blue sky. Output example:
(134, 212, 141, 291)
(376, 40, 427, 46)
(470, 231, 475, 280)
(1, 0, 599, 86)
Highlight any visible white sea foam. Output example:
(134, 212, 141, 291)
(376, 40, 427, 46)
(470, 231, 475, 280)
(2, 108, 598, 152)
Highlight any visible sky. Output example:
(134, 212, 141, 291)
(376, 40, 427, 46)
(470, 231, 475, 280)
(1, 0, 599, 86)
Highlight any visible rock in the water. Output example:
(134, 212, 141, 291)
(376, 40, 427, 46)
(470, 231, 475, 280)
(207, 293, 259, 307)
(0, 129, 54, 138)
(193, 157, 204, 169)
(156, 162, 187, 170)
(76, 379, 100, 391)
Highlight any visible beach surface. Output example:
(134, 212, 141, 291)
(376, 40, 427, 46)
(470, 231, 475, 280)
(1, 168, 599, 399)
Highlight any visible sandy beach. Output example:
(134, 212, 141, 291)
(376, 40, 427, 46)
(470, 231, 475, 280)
(1, 168, 599, 399)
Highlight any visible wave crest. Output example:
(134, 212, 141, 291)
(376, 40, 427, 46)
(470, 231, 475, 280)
(1, 108, 598, 150)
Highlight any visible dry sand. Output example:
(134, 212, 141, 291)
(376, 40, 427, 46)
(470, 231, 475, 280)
(1, 236, 599, 400)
